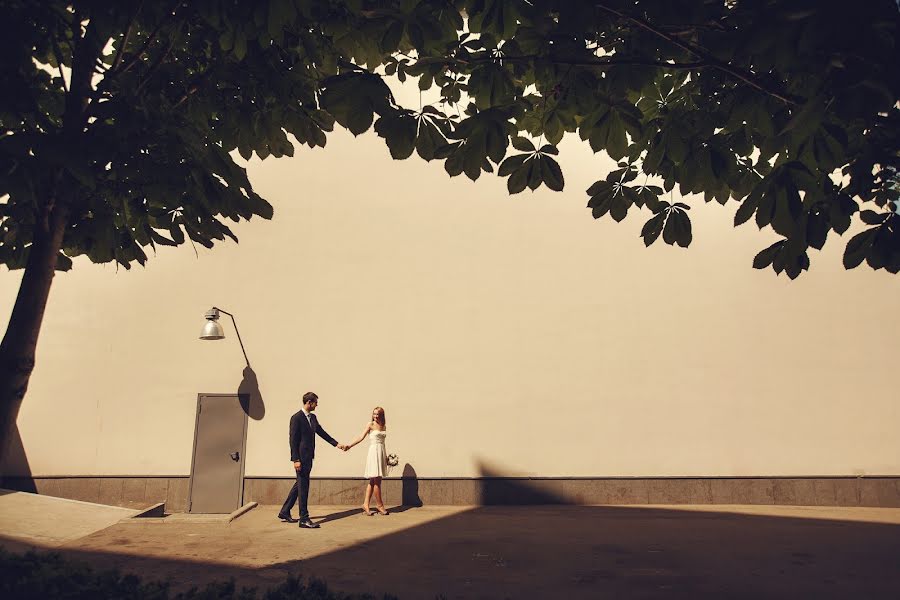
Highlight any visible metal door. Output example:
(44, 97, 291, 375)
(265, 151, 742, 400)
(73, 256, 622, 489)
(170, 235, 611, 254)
(188, 394, 248, 513)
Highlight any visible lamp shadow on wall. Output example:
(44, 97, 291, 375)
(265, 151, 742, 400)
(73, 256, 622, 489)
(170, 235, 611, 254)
(237, 365, 265, 420)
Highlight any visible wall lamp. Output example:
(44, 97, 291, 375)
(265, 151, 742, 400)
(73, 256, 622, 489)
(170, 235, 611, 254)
(199, 307, 249, 367)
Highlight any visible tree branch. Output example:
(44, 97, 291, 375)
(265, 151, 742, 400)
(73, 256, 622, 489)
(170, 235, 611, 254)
(50, 37, 68, 93)
(595, 3, 800, 106)
(112, 0, 181, 76)
(416, 54, 708, 71)
(110, 0, 145, 72)
(135, 20, 185, 96)
(173, 66, 217, 108)
(658, 20, 730, 36)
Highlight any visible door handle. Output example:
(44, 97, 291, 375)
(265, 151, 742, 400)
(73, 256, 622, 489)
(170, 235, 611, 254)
(230, 451, 240, 461)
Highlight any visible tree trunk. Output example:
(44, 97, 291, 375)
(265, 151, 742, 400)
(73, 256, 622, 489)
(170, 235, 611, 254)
(0, 199, 70, 463)
(0, 7, 103, 464)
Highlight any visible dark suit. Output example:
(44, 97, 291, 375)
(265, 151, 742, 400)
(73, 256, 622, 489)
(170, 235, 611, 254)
(279, 410, 338, 520)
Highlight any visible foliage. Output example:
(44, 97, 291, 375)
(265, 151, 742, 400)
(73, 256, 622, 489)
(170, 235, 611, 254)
(0, 0, 899, 278)
(0, 549, 398, 600)
(401, 0, 900, 277)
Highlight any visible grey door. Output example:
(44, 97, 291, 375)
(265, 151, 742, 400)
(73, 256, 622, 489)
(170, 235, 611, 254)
(188, 394, 248, 513)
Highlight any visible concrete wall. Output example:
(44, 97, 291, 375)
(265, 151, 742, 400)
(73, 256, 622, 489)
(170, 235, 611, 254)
(2, 102, 898, 481)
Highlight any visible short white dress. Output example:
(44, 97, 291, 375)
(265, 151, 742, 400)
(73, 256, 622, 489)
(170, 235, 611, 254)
(364, 429, 388, 478)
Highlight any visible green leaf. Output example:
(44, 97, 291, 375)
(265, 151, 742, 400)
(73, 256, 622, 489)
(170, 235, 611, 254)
(586, 180, 613, 197)
(543, 111, 564, 145)
(375, 112, 417, 159)
(539, 156, 564, 191)
(671, 210, 693, 247)
(610, 191, 630, 222)
(636, 186, 663, 212)
(320, 73, 392, 136)
(806, 209, 829, 250)
(828, 193, 858, 234)
(640, 212, 666, 246)
(415, 119, 444, 161)
(444, 150, 464, 177)
(605, 112, 628, 160)
(527, 159, 542, 190)
(382, 21, 404, 52)
(756, 192, 776, 229)
(843, 229, 876, 269)
(150, 229, 178, 246)
(771, 185, 802, 236)
(507, 161, 530, 194)
(860, 210, 888, 225)
(753, 240, 785, 269)
(498, 153, 528, 177)
(511, 136, 535, 152)
(779, 96, 826, 139)
(587, 182, 615, 218)
(469, 63, 516, 110)
(463, 145, 483, 181)
(233, 31, 247, 61)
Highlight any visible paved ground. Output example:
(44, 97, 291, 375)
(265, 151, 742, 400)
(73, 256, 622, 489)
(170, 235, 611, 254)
(0, 489, 138, 547)
(2, 496, 900, 599)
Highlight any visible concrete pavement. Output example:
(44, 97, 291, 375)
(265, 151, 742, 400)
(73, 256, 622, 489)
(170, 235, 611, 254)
(0, 489, 139, 548)
(2, 494, 900, 599)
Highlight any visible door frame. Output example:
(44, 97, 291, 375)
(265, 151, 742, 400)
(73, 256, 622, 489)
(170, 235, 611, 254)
(187, 393, 249, 513)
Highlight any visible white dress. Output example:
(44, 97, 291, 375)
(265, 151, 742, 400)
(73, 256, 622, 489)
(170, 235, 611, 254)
(364, 429, 388, 478)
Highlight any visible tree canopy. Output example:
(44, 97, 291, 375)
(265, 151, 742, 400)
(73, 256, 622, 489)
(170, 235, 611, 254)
(1, 0, 900, 453)
(1, 0, 899, 280)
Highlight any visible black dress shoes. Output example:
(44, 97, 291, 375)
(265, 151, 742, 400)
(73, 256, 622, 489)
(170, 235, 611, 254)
(299, 519, 320, 529)
(277, 512, 297, 523)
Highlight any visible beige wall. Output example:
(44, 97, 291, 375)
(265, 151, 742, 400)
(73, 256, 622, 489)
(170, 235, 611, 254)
(2, 118, 898, 479)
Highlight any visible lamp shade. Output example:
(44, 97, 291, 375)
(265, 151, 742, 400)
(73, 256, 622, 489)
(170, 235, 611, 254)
(199, 310, 225, 340)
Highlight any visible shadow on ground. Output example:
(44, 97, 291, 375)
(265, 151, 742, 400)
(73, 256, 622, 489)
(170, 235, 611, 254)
(2, 501, 898, 599)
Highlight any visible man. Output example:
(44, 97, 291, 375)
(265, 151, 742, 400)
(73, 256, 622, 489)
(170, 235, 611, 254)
(278, 391, 347, 528)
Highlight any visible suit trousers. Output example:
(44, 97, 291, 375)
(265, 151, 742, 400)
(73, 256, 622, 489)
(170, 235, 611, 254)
(279, 460, 313, 520)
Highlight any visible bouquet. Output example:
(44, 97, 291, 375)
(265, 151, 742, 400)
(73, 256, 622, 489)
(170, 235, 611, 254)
(386, 453, 399, 475)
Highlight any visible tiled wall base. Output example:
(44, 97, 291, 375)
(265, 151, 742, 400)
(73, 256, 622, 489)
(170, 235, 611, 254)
(3, 477, 899, 511)
(244, 477, 900, 508)
(0, 477, 191, 512)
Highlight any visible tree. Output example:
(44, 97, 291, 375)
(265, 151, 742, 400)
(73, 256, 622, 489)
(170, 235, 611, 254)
(1, 0, 898, 454)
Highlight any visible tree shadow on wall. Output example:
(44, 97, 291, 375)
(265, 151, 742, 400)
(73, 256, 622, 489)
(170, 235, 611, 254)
(0, 425, 35, 492)
(477, 462, 571, 505)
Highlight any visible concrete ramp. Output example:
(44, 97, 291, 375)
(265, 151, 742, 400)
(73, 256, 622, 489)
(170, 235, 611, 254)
(0, 489, 139, 547)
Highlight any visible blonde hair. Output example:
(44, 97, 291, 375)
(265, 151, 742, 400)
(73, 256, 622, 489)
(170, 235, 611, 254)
(372, 406, 386, 426)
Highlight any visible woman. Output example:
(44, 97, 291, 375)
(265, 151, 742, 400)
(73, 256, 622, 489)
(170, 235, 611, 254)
(346, 406, 389, 515)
